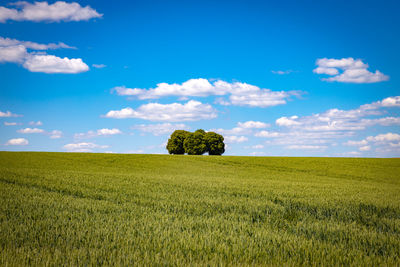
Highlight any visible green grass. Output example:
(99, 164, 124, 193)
(1, 152, 399, 266)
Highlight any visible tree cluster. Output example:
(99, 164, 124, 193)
(166, 129, 225, 155)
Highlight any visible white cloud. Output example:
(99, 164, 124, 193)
(104, 100, 217, 122)
(0, 1, 102, 23)
(0, 44, 27, 63)
(17, 127, 62, 139)
(0, 110, 21, 117)
(345, 140, 368, 146)
(271, 70, 294, 75)
(74, 128, 122, 139)
(254, 130, 282, 138)
(224, 136, 248, 144)
(0, 36, 75, 50)
(276, 116, 300, 126)
(249, 151, 266, 156)
(6, 138, 28, 145)
(0, 37, 88, 74)
(237, 121, 269, 129)
(17, 127, 44, 133)
(92, 64, 106, 68)
(345, 133, 400, 155)
(112, 78, 299, 108)
(251, 144, 264, 149)
(359, 145, 371, 151)
(132, 123, 189, 136)
(275, 96, 400, 132)
(314, 58, 389, 83)
(4, 122, 20, 126)
(286, 145, 327, 150)
(23, 54, 89, 73)
(63, 142, 109, 152)
(29, 121, 43, 126)
(49, 130, 62, 139)
(211, 120, 269, 136)
(366, 133, 400, 142)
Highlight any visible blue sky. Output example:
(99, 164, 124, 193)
(1, 0, 399, 157)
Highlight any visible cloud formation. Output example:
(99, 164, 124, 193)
(17, 127, 62, 138)
(0, 1, 102, 23)
(275, 96, 400, 132)
(17, 127, 44, 133)
(6, 138, 28, 145)
(0, 37, 89, 74)
(104, 100, 217, 122)
(112, 78, 299, 108)
(132, 123, 189, 136)
(0, 37, 75, 50)
(0, 110, 21, 117)
(74, 128, 122, 139)
(63, 142, 109, 152)
(314, 58, 389, 83)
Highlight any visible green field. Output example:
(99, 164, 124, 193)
(0, 152, 399, 266)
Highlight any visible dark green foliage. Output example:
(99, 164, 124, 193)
(166, 129, 225, 155)
(166, 130, 189, 154)
(183, 130, 207, 155)
(204, 132, 225, 155)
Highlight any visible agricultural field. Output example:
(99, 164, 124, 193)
(0, 152, 399, 266)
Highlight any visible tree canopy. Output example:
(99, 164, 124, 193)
(166, 129, 225, 155)
(166, 130, 190, 155)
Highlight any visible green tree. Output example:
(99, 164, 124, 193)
(204, 131, 225, 155)
(183, 129, 207, 155)
(166, 130, 189, 154)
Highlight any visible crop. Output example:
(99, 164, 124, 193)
(0, 152, 399, 265)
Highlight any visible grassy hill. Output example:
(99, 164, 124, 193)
(1, 152, 399, 265)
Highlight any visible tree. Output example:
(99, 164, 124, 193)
(166, 130, 189, 154)
(204, 131, 225, 155)
(183, 129, 207, 155)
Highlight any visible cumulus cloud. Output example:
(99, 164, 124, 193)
(237, 121, 269, 129)
(0, 110, 21, 117)
(211, 120, 269, 136)
(132, 123, 189, 136)
(0, 37, 89, 74)
(276, 116, 300, 126)
(313, 58, 389, 83)
(254, 131, 282, 138)
(17, 127, 44, 133)
(0, 44, 27, 63)
(23, 54, 89, 73)
(345, 133, 400, 154)
(224, 136, 248, 144)
(104, 100, 217, 122)
(74, 128, 122, 139)
(112, 78, 299, 108)
(6, 138, 28, 145)
(0, 1, 102, 23)
(17, 127, 62, 138)
(275, 96, 400, 132)
(63, 142, 109, 152)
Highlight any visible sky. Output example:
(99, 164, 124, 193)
(1, 0, 399, 157)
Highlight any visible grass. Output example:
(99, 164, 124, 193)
(0, 151, 399, 266)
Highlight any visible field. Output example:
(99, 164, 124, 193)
(0, 152, 399, 266)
